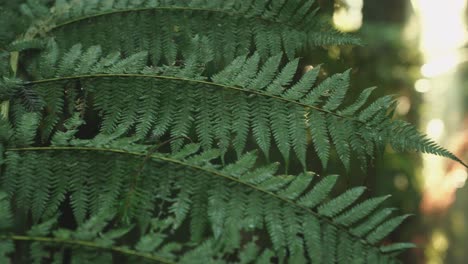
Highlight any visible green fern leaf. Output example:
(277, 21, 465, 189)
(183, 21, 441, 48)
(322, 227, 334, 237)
(243, 192, 264, 230)
(270, 100, 291, 164)
(0, 192, 13, 229)
(135, 84, 160, 139)
(288, 106, 308, 167)
(171, 92, 195, 152)
(38, 39, 60, 78)
(298, 175, 339, 208)
(240, 163, 279, 184)
(334, 195, 390, 227)
(172, 143, 201, 160)
(322, 225, 338, 263)
(358, 95, 394, 122)
(212, 55, 248, 84)
(258, 175, 295, 192)
(317, 187, 366, 217)
(207, 179, 230, 239)
(190, 177, 209, 242)
(266, 58, 299, 95)
(302, 71, 345, 106)
(76, 45, 102, 74)
(248, 54, 283, 90)
(283, 66, 320, 100)
(337, 232, 353, 263)
(56, 44, 82, 76)
(265, 199, 286, 252)
(171, 175, 194, 229)
(366, 214, 411, 244)
(328, 115, 351, 170)
(231, 95, 250, 157)
(108, 51, 148, 74)
(222, 151, 257, 176)
(195, 89, 214, 150)
(14, 112, 39, 146)
(279, 172, 314, 200)
(252, 98, 271, 159)
(351, 208, 397, 237)
(380, 242, 416, 254)
(309, 111, 330, 168)
(302, 215, 322, 263)
(283, 205, 303, 256)
(340, 86, 377, 115)
(232, 53, 261, 87)
(323, 69, 351, 111)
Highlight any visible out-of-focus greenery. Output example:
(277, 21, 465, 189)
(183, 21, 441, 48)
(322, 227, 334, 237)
(304, 2, 428, 263)
(316, 1, 468, 263)
(434, 60, 468, 264)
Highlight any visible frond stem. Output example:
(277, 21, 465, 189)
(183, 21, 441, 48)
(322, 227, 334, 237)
(0, 234, 175, 263)
(26, 74, 364, 123)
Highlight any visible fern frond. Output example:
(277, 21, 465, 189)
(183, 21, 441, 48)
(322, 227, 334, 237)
(0, 189, 285, 263)
(13, 112, 40, 146)
(18, 46, 464, 169)
(24, 0, 359, 65)
(2, 134, 411, 262)
(0, 204, 175, 263)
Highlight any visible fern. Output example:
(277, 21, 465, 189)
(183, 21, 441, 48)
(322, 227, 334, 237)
(1, 0, 466, 263)
(22, 0, 360, 65)
(2, 126, 412, 262)
(0, 193, 277, 263)
(14, 42, 465, 170)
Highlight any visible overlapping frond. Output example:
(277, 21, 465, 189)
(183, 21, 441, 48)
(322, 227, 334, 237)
(16, 43, 464, 170)
(0, 193, 275, 263)
(24, 0, 360, 64)
(1, 121, 411, 262)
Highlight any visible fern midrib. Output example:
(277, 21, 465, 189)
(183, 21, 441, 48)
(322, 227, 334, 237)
(0, 234, 174, 263)
(6, 146, 380, 250)
(26, 74, 364, 123)
(51, 6, 304, 32)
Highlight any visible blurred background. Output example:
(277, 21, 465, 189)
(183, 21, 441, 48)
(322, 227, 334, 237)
(319, 0, 468, 263)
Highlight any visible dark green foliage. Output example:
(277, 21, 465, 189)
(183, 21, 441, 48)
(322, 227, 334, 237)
(1, 125, 410, 262)
(24, 0, 360, 65)
(0, 0, 465, 263)
(18, 42, 464, 170)
(0, 192, 275, 263)
(0, 77, 44, 111)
